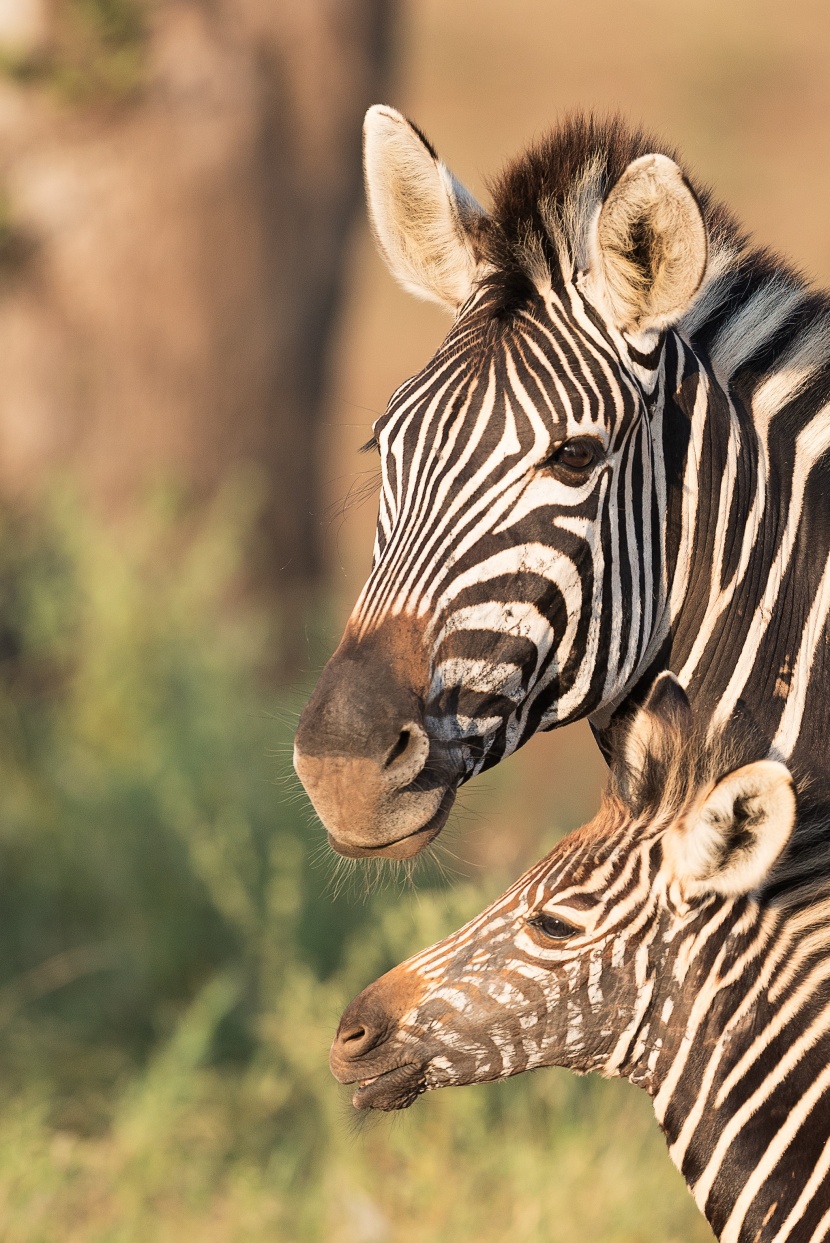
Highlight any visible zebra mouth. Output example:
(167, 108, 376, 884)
(327, 786, 456, 860)
(351, 1063, 426, 1111)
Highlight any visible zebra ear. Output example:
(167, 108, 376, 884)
(363, 105, 487, 312)
(623, 672, 692, 780)
(665, 761, 796, 899)
(585, 153, 707, 333)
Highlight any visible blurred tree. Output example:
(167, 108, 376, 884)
(0, 0, 396, 659)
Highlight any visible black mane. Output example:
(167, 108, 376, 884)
(475, 111, 802, 358)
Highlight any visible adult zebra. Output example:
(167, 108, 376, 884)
(331, 674, 830, 1242)
(294, 107, 830, 860)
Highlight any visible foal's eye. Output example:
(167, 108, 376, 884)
(528, 913, 580, 941)
(542, 437, 602, 478)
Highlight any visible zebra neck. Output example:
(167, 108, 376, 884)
(659, 340, 830, 789)
(640, 900, 830, 1242)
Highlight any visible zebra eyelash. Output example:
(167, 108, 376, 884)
(359, 435, 380, 455)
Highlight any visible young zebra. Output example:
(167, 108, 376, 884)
(295, 110, 830, 861)
(331, 674, 830, 1242)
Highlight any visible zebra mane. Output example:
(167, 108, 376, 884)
(484, 113, 689, 292)
(481, 113, 830, 408)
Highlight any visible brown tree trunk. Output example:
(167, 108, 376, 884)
(0, 0, 396, 653)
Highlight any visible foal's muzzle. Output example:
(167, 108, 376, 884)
(330, 971, 429, 1111)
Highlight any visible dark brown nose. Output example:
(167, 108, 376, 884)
(330, 997, 390, 1078)
(331, 966, 432, 1111)
(295, 635, 425, 772)
(294, 623, 458, 858)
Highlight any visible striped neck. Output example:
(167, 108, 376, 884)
(599, 323, 830, 798)
(629, 893, 830, 1242)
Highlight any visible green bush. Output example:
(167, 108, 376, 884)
(0, 487, 712, 1241)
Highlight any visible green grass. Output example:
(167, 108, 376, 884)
(0, 486, 713, 1241)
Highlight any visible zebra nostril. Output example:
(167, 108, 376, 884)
(342, 1023, 367, 1044)
(380, 721, 429, 790)
(336, 1015, 386, 1060)
(385, 729, 411, 769)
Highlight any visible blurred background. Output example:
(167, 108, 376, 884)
(0, 0, 827, 1238)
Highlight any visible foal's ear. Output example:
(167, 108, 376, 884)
(624, 672, 693, 779)
(363, 105, 487, 312)
(584, 153, 707, 333)
(664, 761, 796, 899)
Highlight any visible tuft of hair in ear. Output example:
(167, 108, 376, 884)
(363, 105, 488, 311)
(664, 760, 796, 899)
(586, 153, 707, 332)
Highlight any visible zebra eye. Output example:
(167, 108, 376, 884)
(542, 437, 601, 477)
(528, 912, 580, 941)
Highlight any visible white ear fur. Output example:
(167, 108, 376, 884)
(363, 105, 487, 312)
(664, 761, 796, 899)
(584, 153, 707, 333)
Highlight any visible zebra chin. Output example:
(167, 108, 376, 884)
(323, 784, 457, 860)
(347, 1063, 427, 1112)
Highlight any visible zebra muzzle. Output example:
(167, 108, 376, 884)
(294, 616, 462, 856)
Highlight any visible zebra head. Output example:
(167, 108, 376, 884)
(295, 112, 709, 859)
(331, 676, 814, 1239)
